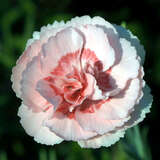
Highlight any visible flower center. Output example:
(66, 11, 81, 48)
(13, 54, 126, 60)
(63, 79, 84, 105)
(37, 49, 113, 118)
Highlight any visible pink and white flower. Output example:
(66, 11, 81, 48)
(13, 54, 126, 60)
(11, 16, 152, 148)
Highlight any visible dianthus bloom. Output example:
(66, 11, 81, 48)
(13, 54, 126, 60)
(11, 16, 152, 148)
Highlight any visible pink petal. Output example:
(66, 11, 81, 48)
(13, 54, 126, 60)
(109, 38, 140, 91)
(36, 79, 62, 110)
(44, 111, 97, 141)
(114, 24, 145, 65)
(40, 27, 84, 75)
(79, 25, 115, 71)
(70, 16, 117, 34)
(11, 40, 42, 97)
(125, 84, 152, 127)
(78, 82, 152, 149)
(78, 130, 125, 148)
(18, 104, 63, 145)
(97, 25, 122, 65)
(75, 78, 140, 134)
(21, 56, 47, 111)
(21, 27, 84, 111)
(75, 109, 129, 135)
(96, 78, 141, 120)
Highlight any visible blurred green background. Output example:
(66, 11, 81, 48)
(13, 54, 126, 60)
(0, 0, 159, 159)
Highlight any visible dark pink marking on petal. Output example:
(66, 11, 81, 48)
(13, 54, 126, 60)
(81, 106, 95, 113)
(106, 67, 112, 74)
(96, 98, 111, 109)
(67, 110, 76, 119)
(51, 50, 81, 77)
(40, 48, 114, 119)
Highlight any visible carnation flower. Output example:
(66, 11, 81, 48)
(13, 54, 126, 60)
(11, 16, 152, 148)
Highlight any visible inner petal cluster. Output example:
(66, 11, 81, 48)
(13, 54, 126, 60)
(37, 48, 112, 118)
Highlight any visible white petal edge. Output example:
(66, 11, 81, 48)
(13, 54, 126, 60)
(109, 38, 140, 91)
(114, 24, 145, 65)
(26, 16, 117, 49)
(125, 84, 152, 127)
(78, 130, 125, 148)
(44, 111, 97, 141)
(11, 40, 42, 98)
(18, 104, 63, 145)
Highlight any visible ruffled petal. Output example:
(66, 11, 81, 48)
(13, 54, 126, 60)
(40, 27, 84, 75)
(34, 127, 63, 145)
(109, 38, 140, 91)
(26, 16, 117, 49)
(21, 56, 46, 111)
(114, 24, 145, 65)
(97, 25, 122, 65)
(78, 130, 125, 148)
(26, 21, 66, 48)
(69, 16, 117, 33)
(44, 111, 97, 141)
(97, 78, 141, 120)
(79, 25, 115, 71)
(75, 78, 140, 135)
(18, 104, 63, 145)
(36, 79, 62, 109)
(125, 84, 152, 127)
(76, 109, 128, 135)
(21, 27, 84, 111)
(78, 84, 152, 149)
(11, 40, 42, 98)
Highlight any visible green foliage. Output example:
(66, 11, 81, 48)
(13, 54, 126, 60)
(0, 151, 7, 160)
(0, 0, 35, 69)
(122, 126, 152, 160)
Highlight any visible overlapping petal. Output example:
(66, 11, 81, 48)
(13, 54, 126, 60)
(21, 27, 84, 111)
(75, 78, 140, 134)
(44, 111, 97, 141)
(11, 40, 42, 97)
(18, 104, 63, 145)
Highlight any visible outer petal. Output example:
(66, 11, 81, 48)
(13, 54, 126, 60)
(44, 112, 97, 141)
(109, 38, 140, 91)
(78, 85, 152, 149)
(75, 78, 140, 134)
(79, 84, 152, 149)
(21, 27, 84, 111)
(125, 84, 152, 127)
(98, 78, 141, 120)
(26, 16, 117, 49)
(18, 104, 63, 145)
(70, 16, 117, 34)
(11, 40, 42, 97)
(26, 21, 66, 48)
(40, 27, 84, 75)
(12, 21, 67, 98)
(21, 56, 46, 111)
(114, 24, 145, 65)
(97, 25, 122, 65)
(79, 25, 115, 71)
(78, 130, 125, 148)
